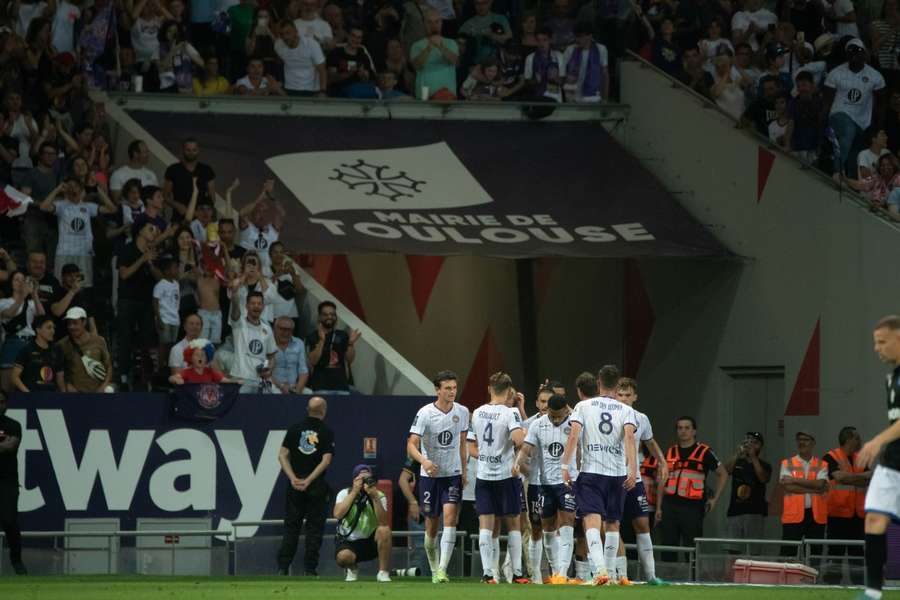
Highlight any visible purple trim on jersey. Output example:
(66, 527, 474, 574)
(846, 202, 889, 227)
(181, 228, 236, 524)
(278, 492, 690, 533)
(575, 472, 626, 522)
(623, 481, 650, 521)
(475, 478, 522, 516)
(419, 475, 462, 517)
(540, 484, 577, 518)
(432, 401, 453, 415)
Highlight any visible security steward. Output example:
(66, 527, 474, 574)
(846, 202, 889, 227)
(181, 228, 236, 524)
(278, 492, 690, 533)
(661, 416, 729, 561)
(0, 390, 26, 574)
(276, 396, 335, 576)
(822, 426, 871, 584)
(779, 431, 828, 559)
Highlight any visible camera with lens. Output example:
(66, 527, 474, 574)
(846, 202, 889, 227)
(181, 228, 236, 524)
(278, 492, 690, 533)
(363, 475, 377, 488)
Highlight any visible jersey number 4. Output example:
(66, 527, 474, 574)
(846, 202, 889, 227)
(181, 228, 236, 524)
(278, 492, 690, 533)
(483, 423, 495, 446)
(599, 412, 613, 434)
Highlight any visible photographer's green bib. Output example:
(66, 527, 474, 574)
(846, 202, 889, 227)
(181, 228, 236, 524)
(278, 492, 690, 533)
(336, 488, 386, 541)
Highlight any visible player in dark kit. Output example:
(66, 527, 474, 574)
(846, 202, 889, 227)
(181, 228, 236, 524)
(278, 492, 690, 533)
(856, 315, 900, 600)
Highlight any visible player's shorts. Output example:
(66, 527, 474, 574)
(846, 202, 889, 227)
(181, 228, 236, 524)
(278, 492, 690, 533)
(864, 465, 900, 521)
(513, 477, 527, 513)
(540, 484, 577, 518)
(475, 477, 522, 516)
(419, 475, 462, 518)
(575, 472, 626, 522)
(623, 481, 651, 521)
(527, 483, 543, 524)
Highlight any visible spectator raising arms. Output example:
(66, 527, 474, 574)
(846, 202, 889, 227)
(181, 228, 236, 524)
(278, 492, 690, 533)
(39, 178, 117, 288)
(0, 272, 45, 392)
(237, 179, 283, 275)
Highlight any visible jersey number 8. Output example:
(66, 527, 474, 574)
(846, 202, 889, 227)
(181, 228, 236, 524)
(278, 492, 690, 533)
(599, 412, 613, 434)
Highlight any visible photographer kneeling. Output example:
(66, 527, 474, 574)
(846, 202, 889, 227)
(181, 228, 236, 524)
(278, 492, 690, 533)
(333, 464, 392, 582)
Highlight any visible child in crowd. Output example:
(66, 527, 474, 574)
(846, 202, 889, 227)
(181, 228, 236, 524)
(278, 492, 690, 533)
(169, 340, 236, 384)
(153, 257, 181, 375)
(197, 258, 223, 343)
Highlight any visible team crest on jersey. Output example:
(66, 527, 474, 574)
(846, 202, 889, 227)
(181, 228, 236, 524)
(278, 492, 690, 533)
(564, 426, 571, 435)
(452, 415, 459, 423)
(548, 442, 564, 457)
(298, 430, 320, 454)
(248, 339, 263, 354)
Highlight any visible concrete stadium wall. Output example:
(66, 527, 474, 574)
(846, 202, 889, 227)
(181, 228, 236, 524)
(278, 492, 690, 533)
(619, 59, 900, 535)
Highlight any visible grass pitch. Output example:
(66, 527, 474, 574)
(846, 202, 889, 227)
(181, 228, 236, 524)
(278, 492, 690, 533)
(0, 577, 898, 600)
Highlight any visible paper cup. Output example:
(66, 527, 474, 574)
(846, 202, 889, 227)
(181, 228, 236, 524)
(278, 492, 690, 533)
(132, 74, 144, 93)
(420, 86, 430, 100)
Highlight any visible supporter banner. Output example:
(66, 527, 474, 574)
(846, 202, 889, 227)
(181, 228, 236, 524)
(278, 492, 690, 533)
(130, 112, 727, 258)
(7, 393, 427, 534)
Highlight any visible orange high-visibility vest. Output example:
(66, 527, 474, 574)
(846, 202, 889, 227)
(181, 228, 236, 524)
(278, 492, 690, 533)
(825, 447, 867, 519)
(781, 455, 828, 525)
(665, 443, 710, 501)
(641, 455, 658, 507)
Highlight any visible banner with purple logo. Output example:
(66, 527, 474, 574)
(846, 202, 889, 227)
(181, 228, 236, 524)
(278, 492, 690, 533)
(130, 112, 727, 259)
(7, 393, 426, 533)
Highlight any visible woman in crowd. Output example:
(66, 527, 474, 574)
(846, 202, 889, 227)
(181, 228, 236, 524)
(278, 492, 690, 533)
(381, 38, 415, 94)
(518, 12, 539, 52)
(843, 154, 900, 211)
(175, 226, 200, 318)
(245, 7, 281, 79)
(158, 20, 203, 94)
(193, 55, 232, 95)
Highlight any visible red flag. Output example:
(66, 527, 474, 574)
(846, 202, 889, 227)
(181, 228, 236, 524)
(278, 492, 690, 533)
(0, 186, 33, 217)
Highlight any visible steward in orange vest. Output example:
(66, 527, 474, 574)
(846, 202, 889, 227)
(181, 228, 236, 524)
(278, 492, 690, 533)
(779, 431, 828, 556)
(821, 427, 871, 585)
(660, 417, 728, 561)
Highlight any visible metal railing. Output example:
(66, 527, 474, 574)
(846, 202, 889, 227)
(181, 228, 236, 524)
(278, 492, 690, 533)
(0, 528, 873, 582)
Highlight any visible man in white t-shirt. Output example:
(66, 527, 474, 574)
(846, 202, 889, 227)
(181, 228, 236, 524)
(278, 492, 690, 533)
(561, 367, 637, 586)
(407, 371, 470, 584)
(730, 0, 777, 51)
(824, 0, 859, 38)
(562, 23, 608, 103)
(227, 286, 277, 392)
(169, 312, 203, 373)
(39, 178, 117, 288)
(235, 58, 287, 96)
(109, 140, 159, 201)
(275, 20, 328, 96)
(238, 179, 282, 275)
(467, 372, 527, 584)
(857, 129, 891, 178)
(294, 0, 334, 49)
(49, 0, 81, 53)
(824, 38, 886, 177)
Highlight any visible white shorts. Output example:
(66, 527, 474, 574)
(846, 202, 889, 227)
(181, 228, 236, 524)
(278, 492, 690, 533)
(864, 465, 900, 520)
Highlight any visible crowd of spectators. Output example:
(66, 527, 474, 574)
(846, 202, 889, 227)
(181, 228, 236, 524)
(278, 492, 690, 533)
(0, 0, 631, 103)
(0, 118, 360, 393)
(637, 0, 900, 212)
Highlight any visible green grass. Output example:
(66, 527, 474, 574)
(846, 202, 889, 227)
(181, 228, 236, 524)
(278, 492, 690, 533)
(0, 577, 897, 600)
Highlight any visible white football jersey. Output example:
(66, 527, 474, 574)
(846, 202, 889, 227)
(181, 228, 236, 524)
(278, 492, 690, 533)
(570, 395, 637, 477)
(409, 402, 470, 478)
(632, 408, 654, 464)
(467, 403, 522, 481)
(522, 413, 543, 484)
(524, 414, 579, 485)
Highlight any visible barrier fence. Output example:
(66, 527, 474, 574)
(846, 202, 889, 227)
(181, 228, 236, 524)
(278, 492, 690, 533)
(0, 527, 871, 583)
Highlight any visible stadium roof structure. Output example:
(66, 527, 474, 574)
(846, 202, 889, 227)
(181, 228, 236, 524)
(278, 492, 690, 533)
(131, 110, 727, 259)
